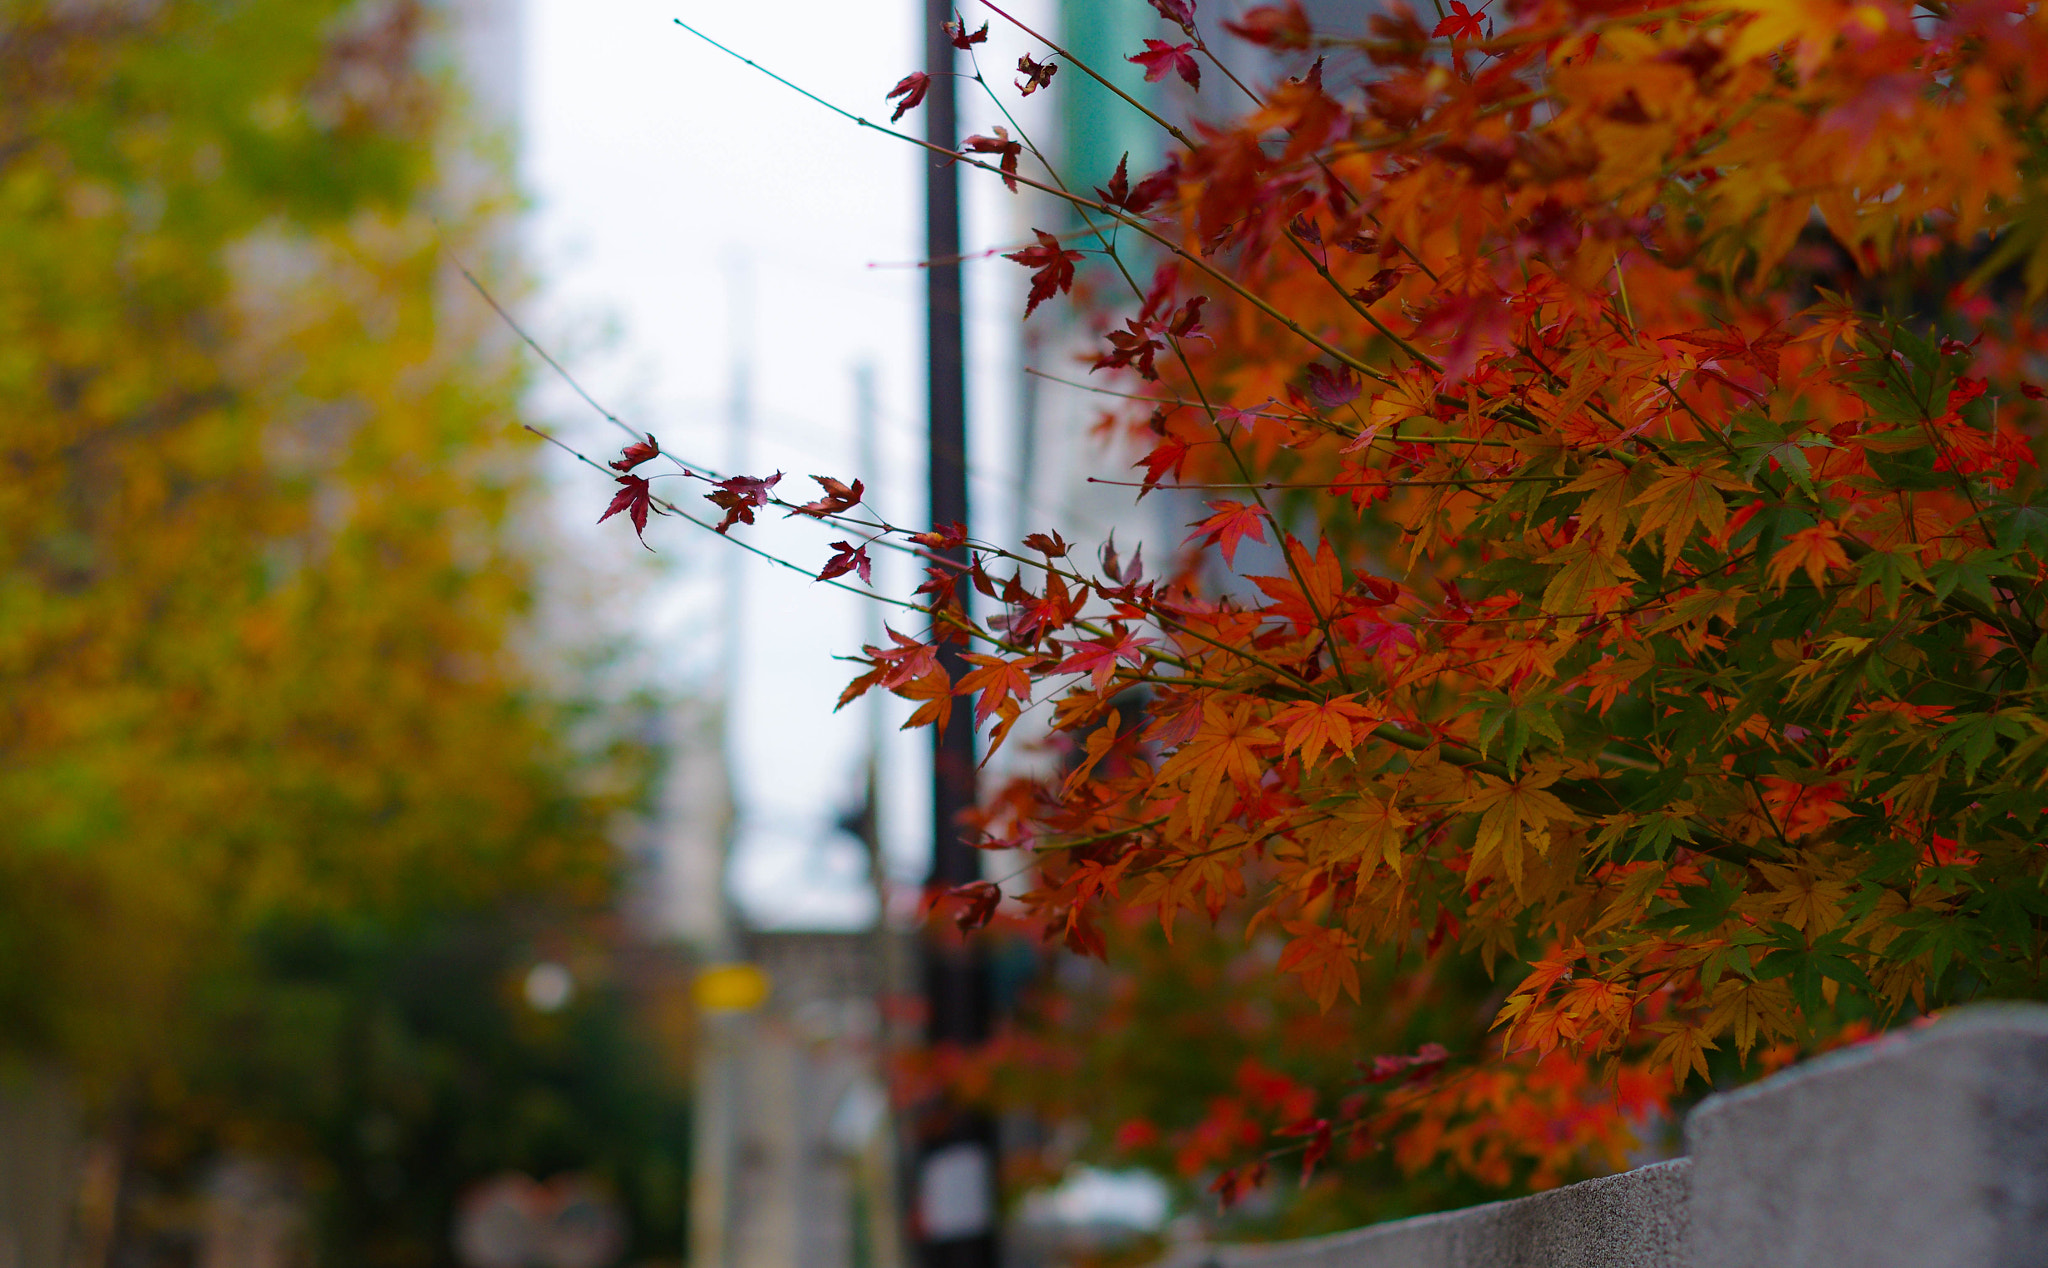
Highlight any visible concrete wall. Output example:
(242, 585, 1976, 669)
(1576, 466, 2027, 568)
(1163, 1004, 2048, 1268)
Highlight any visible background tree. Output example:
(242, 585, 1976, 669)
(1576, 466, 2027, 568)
(1, 2, 685, 1259)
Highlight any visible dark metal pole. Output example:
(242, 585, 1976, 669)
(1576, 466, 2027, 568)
(917, 2, 998, 1265)
(924, 0, 973, 896)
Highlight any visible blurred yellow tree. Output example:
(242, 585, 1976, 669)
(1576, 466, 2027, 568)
(0, 0, 620, 1107)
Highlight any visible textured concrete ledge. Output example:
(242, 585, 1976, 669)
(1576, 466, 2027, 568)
(1688, 1004, 2048, 1268)
(1160, 1159, 1691, 1268)
(1157, 1003, 2048, 1268)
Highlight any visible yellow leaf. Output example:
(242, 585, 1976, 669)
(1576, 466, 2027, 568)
(1456, 767, 1578, 892)
(1704, 977, 1796, 1058)
(1647, 1020, 1718, 1086)
(1559, 458, 1643, 543)
(1537, 533, 1640, 618)
(1320, 797, 1412, 880)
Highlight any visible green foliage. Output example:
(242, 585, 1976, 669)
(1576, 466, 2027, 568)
(155, 915, 691, 1265)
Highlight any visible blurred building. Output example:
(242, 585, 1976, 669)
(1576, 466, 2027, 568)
(1013, 1, 1379, 581)
(639, 698, 738, 954)
(689, 931, 904, 1268)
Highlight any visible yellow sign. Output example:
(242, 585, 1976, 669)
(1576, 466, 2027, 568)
(693, 962, 770, 1013)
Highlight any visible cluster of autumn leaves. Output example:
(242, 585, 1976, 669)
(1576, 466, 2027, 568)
(611, 0, 2048, 1208)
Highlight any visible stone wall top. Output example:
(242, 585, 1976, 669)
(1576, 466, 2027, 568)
(1158, 1003, 2048, 1268)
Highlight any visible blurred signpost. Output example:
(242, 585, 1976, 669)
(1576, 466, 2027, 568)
(694, 963, 772, 1013)
(687, 941, 906, 1268)
(690, 963, 766, 1268)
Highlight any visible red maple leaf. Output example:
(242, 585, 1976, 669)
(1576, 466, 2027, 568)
(1100, 533, 1145, 585)
(1005, 229, 1083, 318)
(909, 522, 969, 550)
(1137, 435, 1192, 490)
(1093, 319, 1164, 380)
(1095, 154, 1181, 225)
(1096, 153, 1133, 208)
(1276, 1116, 1334, 1187)
(1350, 267, 1404, 305)
(1097, 152, 1181, 217)
(818, 540, 873, 584)
(1015, 53, 1057, 96)
(1223, 2, 1310, 49)
(871, 627, 942, 689)
(705, 470, 783, 534)
(956, 652, 1038, 725)
(1130, 39, 1200, 89)
(1186, 500, 1268, 567)
(962, 127, 1023, 192)
(1432, 0, 1487, 39)
(789, 474, 864, 518)
(599, 474, 657, 549)
(945, 880, 1002, 933)
(1671, 324, 1790, 384)
(1305, 363, 1361, 411)
(1055, 630, 1156, 691)
(1209, 1161, 1268, 1212)
(1009, 571, 1085, 643)
(608, 432, 660, 472)
(1021, 530, 1071, 557)
(1130, 164, 1181, 214)
(1357, 1041, 1450, 1084)
(886, 72, 930, 123)
(1147, 0, 1197, 31)
(943, 15, 988, 48)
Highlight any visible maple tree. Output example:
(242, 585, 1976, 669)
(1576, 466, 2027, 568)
(617, 0, 2048, 1218)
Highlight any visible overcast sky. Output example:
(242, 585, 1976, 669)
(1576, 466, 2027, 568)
(521, 0, 1057, 927)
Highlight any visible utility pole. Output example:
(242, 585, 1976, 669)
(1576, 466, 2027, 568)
(917, 2, 999, 1266)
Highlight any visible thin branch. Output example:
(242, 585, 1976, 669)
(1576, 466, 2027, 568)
(523, 424, 920, 607)
(1086, 474, 1569, 491)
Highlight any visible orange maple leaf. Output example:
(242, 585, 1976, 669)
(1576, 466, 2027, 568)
(1792, 288, 1861, 362)
(1647, 1020, 1718, 1086)
(896, 669, 954, 733)
(1159, 697, 1279, 827)
(1272, 696, 1380, 769)
(956, 653, 1037, 725)
(1765, 522, 1850, 592)
(1186, 500, 1269, 568)
(1277, 921, 1363, 1010)
(1629, 461, 1748, 570)
(1249, 535, 1350, 637)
